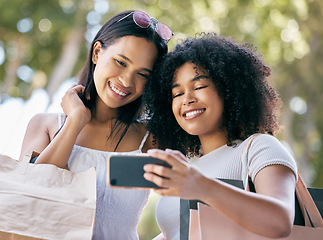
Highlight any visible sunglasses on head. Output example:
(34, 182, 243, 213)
(117, 11, 174, 41)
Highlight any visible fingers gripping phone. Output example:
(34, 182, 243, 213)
(107, 153, 172, 189)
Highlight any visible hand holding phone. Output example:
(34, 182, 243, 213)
(107, 153, 172, 189)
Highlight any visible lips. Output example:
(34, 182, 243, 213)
(108, 81, 130, 97)
(182, 108, 205, 119)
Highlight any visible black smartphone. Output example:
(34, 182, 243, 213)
(106, 153, 172, 189)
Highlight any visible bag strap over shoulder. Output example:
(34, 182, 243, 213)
(241, 134, 323, 228)
(296, 173, 323, 228)
(241, 134, 259, 190)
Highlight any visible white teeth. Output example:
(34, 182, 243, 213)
(185, 109, 204, 118)
(111, 84, 127, 96)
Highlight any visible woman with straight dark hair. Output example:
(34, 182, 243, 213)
(19, 10, 171, 239)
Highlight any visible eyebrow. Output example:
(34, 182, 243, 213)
(118, 54, 152, 74)
(172, 75, 210, 89)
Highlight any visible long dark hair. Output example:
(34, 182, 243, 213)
(78, 10, 168, 150)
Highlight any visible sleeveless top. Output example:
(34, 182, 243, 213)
(156, 134, 298, 240)
(57, 114, 150, 240)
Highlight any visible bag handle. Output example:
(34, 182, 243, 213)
(241, 134, 323, 228)
(295, 173, 323, 227)
(241, 134, 258, 190)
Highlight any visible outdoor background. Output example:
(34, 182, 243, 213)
(0, 0, 322, 239)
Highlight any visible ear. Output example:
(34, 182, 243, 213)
(92, 41, 102, 65)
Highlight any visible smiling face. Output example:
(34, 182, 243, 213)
(172, 62, 225, 139)
(92, 35, 158, 110)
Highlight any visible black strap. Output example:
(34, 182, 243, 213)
(180, 199, 190, 240)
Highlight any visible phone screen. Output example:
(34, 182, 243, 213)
(107, 154, 171, 189)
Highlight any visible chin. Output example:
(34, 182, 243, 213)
(183, 129, 201, 136)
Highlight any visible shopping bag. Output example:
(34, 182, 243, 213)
(181, 135, 323, 239)
(0, 231, 42, 240)
(186, 177, 323, 239)
(197, 174, 323, 240)
(0, 153, 96, 240)
(182, 135, 256, 240)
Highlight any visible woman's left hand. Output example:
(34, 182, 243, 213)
(61, 84, 91, 127)
(144, 149, 207, 199)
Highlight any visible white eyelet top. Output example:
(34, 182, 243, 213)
(58, 114, 150, 240)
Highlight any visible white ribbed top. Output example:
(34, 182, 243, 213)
(156, 134, 298, 240)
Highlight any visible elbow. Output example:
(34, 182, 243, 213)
(268, 214, 293, 239)
(260, 209, 294, 238)
(271, 223, 292, 238)
(248, 220, 292, 239)
(268, 203, 294, 238)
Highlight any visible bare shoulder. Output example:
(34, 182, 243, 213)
(133, 121, 147, 133)
(27, 113, 63, 140)
(29, 112, 57, 123)
(125, 122, 147, 141)
(114, 122, 149, 152)
(19, 113, 63, 161)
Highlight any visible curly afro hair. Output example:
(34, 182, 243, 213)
(144, 32, 282, 157)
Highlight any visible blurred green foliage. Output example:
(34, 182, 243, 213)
(1, 0, 323, 238)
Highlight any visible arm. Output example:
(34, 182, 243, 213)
(19, 85, 91, 168)
(19, 113, 55, 162)
(144, 149, 296, 239)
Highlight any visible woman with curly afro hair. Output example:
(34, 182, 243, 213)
(143, 33, 298, 239)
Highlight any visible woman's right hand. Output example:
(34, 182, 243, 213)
(144, 149, 207, 200)
(61, 84, 91, 127)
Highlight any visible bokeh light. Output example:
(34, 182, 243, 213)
(289, 96, 307, 115)
(199, 17, 215, 32)
(38, 19, 52, 32)
(87, 11, 102, 25)
(0, 43, 5, 66)
(94, 0, 109, 15)
(85, 25, 101, 44)
(17, 65, 34, 83)
(17, 18, 33, 33)
(59, 0, 76, 14)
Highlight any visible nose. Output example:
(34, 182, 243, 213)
(183, 92, 197, 105)
(118, 72, 134, 88)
